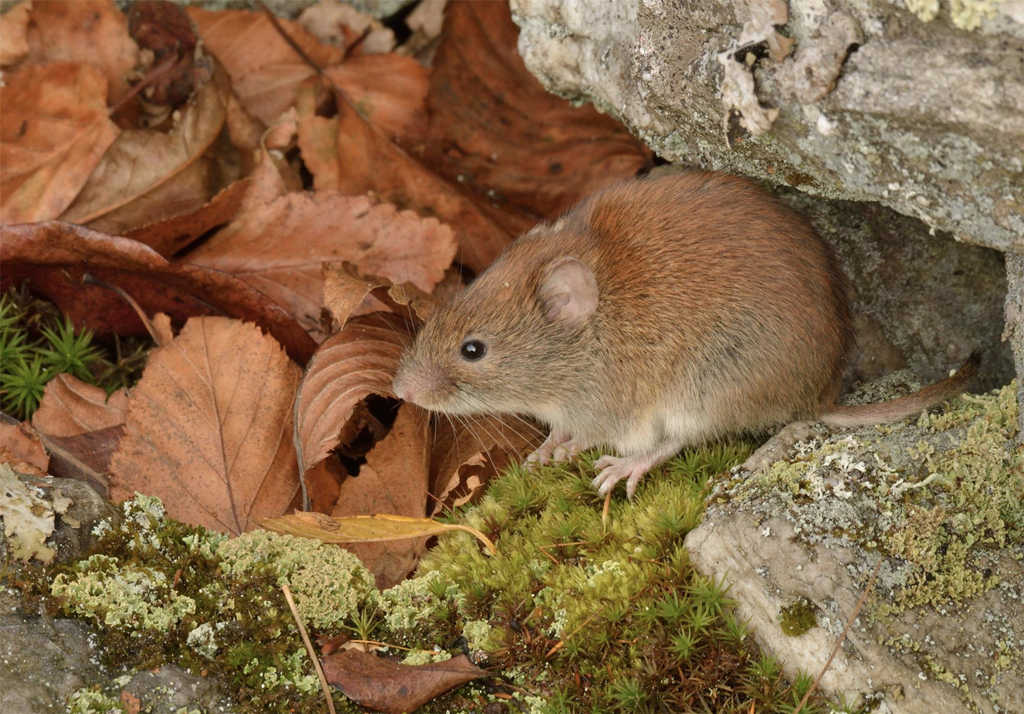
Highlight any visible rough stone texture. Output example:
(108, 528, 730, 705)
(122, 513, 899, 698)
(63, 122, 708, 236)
(0, 473, 123, 566)
(685, 375, 1024, 714)
(510, 0, 1024, 253)
(121, 665, 238, 714)
(0, 588, 106, 714)
(1005, 254, 1024, 440)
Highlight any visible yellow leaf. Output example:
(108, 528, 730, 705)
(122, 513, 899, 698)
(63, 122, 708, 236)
(258, 512, 497, 555)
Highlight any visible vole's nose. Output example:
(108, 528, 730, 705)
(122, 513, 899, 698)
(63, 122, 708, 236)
(392, 364, 445, 406)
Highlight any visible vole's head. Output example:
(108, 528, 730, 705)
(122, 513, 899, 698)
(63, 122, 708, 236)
(392, 241, 600, 418)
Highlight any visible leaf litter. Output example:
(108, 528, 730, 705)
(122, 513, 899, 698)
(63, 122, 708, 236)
(0, 0, 652, 709)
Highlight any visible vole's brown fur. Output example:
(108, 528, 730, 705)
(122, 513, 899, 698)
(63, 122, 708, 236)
(393, 171, 978, 497)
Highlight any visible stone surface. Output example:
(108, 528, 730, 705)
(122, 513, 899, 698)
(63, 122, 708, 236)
(0, 588, 106, 714)
(121, 665, 237, 714)
(511, 0, 1024, 252)
(685, 377, 1024, 714)
(1005, 254, 1024, 440)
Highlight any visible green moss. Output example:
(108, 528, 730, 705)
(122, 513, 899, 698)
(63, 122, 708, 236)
(779, 599, 817, 636)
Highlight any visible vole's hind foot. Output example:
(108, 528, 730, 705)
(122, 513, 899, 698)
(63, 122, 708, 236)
(592, 440, 683, 499)
(526, 429, 573, 470)
(742, 421, 820, 474)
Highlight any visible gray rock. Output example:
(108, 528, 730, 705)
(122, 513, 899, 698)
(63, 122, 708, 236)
(0, 589, 106, 714)
(510, 0, 1024, 252)
(121, 665, 238, 714)
(685, 377, 1024, 713)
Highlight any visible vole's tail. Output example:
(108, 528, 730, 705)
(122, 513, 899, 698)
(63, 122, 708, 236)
(819, 351, 982, 428)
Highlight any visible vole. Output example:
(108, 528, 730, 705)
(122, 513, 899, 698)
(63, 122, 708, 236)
(392, 171, 979, 498)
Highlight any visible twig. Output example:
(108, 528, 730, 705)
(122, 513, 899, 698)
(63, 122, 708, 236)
(601, 492, 612, 528)
(282, 584, 336, 714)
(792, 558, 883, 714)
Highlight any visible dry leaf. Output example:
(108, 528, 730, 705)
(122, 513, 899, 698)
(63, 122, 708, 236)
(59, 58, 233, 235)
(0, 0, 32, 66)
(322, 262, 389, 329)
(324, 55, 428, 141)
(125, 177, 252, 256)
(126, 0, 198, 110)
(186, 192, 456, 337)
(31, 374, 127, 438)
(0, 63, 119, 224)
(294, 313, 410, 475)
(41, 426, 124, 498)
(25, 0, 140, 105)
(258, 512, 495, 554)
(331, 404, 431, 588)
(420, 2, 652, 234)
(109, 317, 301, 535)
(187, 6, 342, 126)
(0, 221, 317, 364)
(322, 651, 489, 714)
(0, 420, 50, 476)
(297, 1, 396, 55)
(429, 415, 542, 515)
(295, 81, 510, 274)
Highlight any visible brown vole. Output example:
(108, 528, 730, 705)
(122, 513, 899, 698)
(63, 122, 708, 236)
(392, 171, 979, 498)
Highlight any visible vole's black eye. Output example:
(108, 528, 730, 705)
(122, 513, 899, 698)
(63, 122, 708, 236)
(460, 339, 487, 361)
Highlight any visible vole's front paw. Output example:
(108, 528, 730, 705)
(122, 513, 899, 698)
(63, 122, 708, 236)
(591, 455, 648, 500)
(525, 429, 572, 470)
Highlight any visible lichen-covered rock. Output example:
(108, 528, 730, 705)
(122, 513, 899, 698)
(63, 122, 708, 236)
(511, 0, 1024, 252)
(685, 378, 1024, 714)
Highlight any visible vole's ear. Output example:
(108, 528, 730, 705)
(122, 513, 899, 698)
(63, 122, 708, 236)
(538, 256, 598, 323)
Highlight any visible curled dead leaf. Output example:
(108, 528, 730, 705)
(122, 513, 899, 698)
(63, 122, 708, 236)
(59, 57, 234, 236)
(0, 63, 120, 224)
(293, 312, 410, 476)
(430, 415, 543, 515)
(109, 317, 301, 535)
(0, 221, 316, 364)
(322, 651, 489, 714)
(331, 404, 431, 588)
(31, 374, 126, 438)
(258, 512, 495, 555)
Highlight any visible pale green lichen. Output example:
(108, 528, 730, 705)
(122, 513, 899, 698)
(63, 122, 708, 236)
(379, 570, 448, 632)
(462, 619, 494, 652)
(51, 554, 196, 630)
(904, 0, 1006, 30)
(186, 621, 226, 659)
(67, 688, 128, 714)
(218, 530, 376, 630)
(401, 648, 453, 665)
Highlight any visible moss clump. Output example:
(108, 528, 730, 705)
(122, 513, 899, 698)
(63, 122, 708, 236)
(406, 441, 831, 713)
(779, 599, 817, 636)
